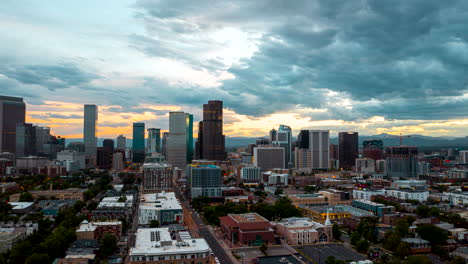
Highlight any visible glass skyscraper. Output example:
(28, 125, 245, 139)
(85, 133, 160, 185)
(186, 114, 193, 163)
(83, 104, 98, 164)
(147, 128, 161, 154)
(133, 123, 145, 163)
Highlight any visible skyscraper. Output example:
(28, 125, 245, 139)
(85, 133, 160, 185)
(189, 165, 222, 198)
(133, 123, 145, 163)
(273, 125, 292, 168)
(338, 132, 358, 170)
(142, 163, 173, 193)
(195, 121, 203, 159)
(198, 100, 226, 161)
(103, 139, 115, 153)
(254, 146, 285, 171)
(385, 146, 419, 179)
(147, 128, 161, 154)
(295, 130, 330, 169)
(269, 128, 277, 143)
(162, 132, 169, 158)
(117, 135, 126, 150)
(167, 112, 188, 168)
(83, 104, 98, 163)
(0, 95, 26, 154)
(363, 139, 384, 160)
(15, 123, 36, 158)
(186, 114, 194, 163)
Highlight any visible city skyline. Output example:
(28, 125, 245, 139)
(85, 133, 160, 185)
(3, 1, 468, 138)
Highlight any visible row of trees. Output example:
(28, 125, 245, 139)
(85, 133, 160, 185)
(192, 196, 302, 225)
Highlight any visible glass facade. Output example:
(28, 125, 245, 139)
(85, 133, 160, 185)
(133, 123, 145, 163)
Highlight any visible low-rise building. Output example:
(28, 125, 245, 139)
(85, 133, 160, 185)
(267, 173, 288, 186)
(351, 200, 395, 217)
(9, 188, 86, 202)
(384, 189, 429, 202)
(138, 192, 183, 226)
(300, 206, 352, 223)
(452, 247, 468, 262)
(0, 182, 19, 193)
(92, 195, 135, 221)
(352, 189, 385, 201)
(129, 228, 213, 264)
(220, 213, 275, 246)
(0, 223, 38, 253)
(318, 189, 351, 205)
(442, 192, 468, 206)
(76, 220, 122, 240)
(9, 202, 34, 214)
(283, 194, 328, 207)
(275, 217, 332, 244)
(401, 238, 431, 254)
(39, 200, 77, 218)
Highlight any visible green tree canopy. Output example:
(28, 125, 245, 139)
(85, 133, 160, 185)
(150, 220, 160, 228)
(416, 224, 448, 245)
(100, 232, 118, 258)
(332, 223, 341, 240)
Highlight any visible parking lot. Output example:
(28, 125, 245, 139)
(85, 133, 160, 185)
(295, 243, 367, 264)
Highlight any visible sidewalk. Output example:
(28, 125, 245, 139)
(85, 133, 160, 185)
(207, 225, 240, 264)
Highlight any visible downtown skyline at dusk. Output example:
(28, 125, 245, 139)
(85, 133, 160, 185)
(2, 0, 468, 138)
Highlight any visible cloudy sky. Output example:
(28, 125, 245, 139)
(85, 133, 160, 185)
(2, 0, 468, 138)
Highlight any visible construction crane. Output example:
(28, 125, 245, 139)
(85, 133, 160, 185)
(385, 133, 411, 146)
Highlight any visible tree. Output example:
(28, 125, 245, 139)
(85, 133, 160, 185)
(332, 223, 341, 240)
(74, 200, 86, 212)
(274, 188, 283, 196)
(416, 224, 448, 245)
(83, 190, 94, 201)
(19, 192, 33, 202)
(406, 215, 416, 226)
(383, 231, 401, 252)
(395, 219, 410, 237)
(100, 233, 118, 258)
(428, 207, 441, 217)
(25, 253, 50, 264)
(356, 239, 369, 253)
(394, 242, 410, 258)
(325, 256, 345, 264)
(451, 256, 466, 264)
(403, 255, 432, 264)
(150, 220, 160, 228)
(118, 196, 127, 202)
(415, 205, 430, 217)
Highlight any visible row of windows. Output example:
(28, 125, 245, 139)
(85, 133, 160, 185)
(132, 253, 208, 261)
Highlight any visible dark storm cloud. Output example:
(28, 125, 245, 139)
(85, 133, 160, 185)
(0, 63, 98, 91)
(133, 0, 468, 121)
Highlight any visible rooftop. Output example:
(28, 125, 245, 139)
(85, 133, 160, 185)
(9, 202, 33, 210)
(230, 213, 269, 223)
(140, 192, 182, 210)
(130, 228, 211, 256)
(278, 217, 324, 229)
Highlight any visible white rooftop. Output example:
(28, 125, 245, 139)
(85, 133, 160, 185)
(77, 220, 122, 232)
(130, 228, 211, 256)
(9, 202, 33, 210)
(98, 195, 133, 208)
(140, 192, 181, 210)
(278, 217, 324, 229)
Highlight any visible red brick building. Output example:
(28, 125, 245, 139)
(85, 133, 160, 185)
(220, 213, 275, 247)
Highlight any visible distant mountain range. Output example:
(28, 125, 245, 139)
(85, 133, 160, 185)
(65, 133, 468, 148)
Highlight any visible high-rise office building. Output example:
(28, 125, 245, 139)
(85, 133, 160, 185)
(460, 150, 468, 163)
(15, 123, 36, 158)
(103, 139, 114, 153)
(167, 112, 188, 168)
(273, 125, 292, 168)
(195, 121, 203, 159)
(385, 146, 419, 179)
(83, 104, 98, 163)
(363, 139, 384, 160)
(96, 147, 113, 169)
(254, 146, 285, 171)
(161, 132, 169, 158)
(295, 130, 330, 170)
(0, 95, 26, 154)
(197, 100, 226, 161)
(338, 132, 358, 170)
(35, 126, 51, 155)
(133, 123, 145, 163)
(112, 152, 125, 172)
(147, 128, 161, 154)
(269, 128, 277, 143)
(186, 114, 194, 163)
(189, 165, 222, 198)
(117, 135, 126, 150)
(67, 142, 85, 153)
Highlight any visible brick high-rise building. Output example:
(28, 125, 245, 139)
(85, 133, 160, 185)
(197, 100, 226, 161)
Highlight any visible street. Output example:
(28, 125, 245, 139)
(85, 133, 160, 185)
(175, 188, 235, 264)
